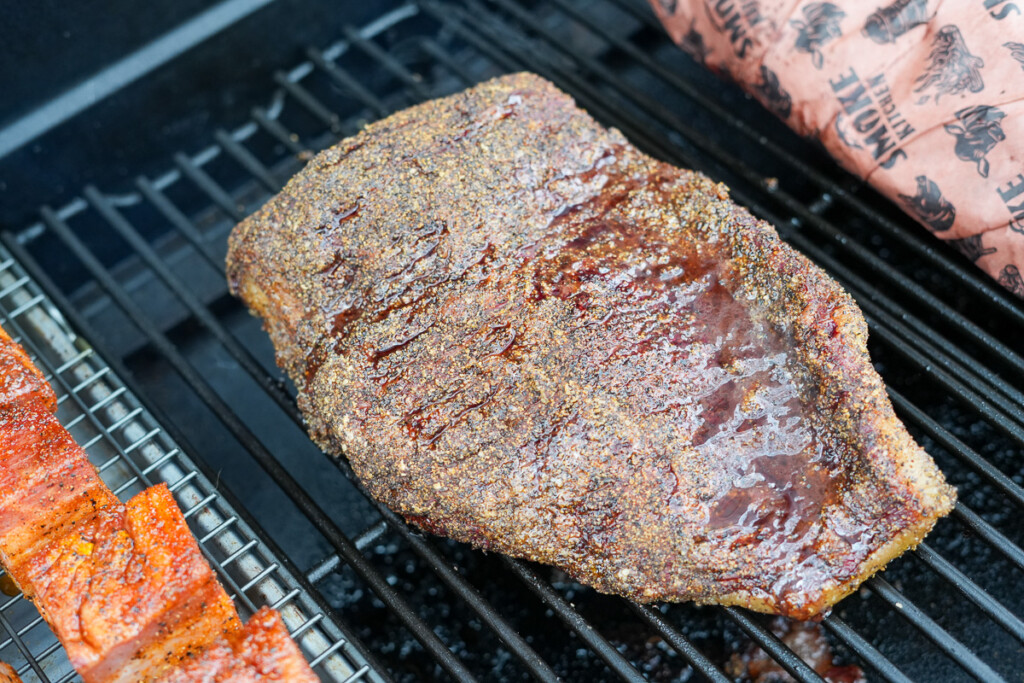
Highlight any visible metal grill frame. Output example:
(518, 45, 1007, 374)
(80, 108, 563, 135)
(3, 1, 1024, 681)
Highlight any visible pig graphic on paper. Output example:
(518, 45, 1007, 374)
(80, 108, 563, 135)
(948, 234, 997, 262)
(944, 105, 1006, 178)
(914, 25, 984, 104)
(790, 3, 845, 69)
(998, 265, 1024, 297)
(680, 18, 711, 64)
(898, 175, 956, 232)
(753, 65, 792, 119)
(1006, 42, 1024, 72)
(863, 0, 930, 44)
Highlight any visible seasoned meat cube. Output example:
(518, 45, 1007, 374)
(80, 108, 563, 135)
(0, 326, 55, 413)
(0, 405, 118, 582)
(17, 484, 241, 683)
(0, 662, 21, 683)
(164, 607, 319, 682)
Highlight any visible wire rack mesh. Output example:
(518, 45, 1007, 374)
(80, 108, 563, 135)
(3, 0, 1024, 681)
(0, 246, 378, 682)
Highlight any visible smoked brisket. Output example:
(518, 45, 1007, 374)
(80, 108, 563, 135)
(227, 73, 955, 618)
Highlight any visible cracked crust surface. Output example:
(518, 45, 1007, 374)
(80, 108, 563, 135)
(227, 73, 955, 619)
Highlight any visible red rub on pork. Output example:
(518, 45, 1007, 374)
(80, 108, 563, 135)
(0, 661, 21, 683)
(16, 484, 241, 683)
(0, 326, 56, 413)
(164, 607, 319, 682)
(0, 406, 118, 580)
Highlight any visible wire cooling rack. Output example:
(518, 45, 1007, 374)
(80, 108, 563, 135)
(0, 244, 379, 683)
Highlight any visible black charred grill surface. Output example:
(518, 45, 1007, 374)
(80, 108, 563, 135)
(227, 73, 954, 620)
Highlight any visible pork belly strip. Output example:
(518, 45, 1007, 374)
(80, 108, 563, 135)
(0, 662, 21, 683)
(0, 405, 118, 579)
(164, 607, 319, 682)
(0, 328, 319, 681)
(228, 72, 955, 619)
(17, 484, 241, 682)
(0, 326, 56, 413)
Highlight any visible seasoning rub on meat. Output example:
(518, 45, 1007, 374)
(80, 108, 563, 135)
(227, 73, 956, 619)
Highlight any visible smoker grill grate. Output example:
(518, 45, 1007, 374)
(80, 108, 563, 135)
(0, 245, 378, 682)
(3, 0, 1024, 681)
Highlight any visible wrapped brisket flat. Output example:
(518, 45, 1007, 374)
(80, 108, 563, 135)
(227, 73, 955, 619)
(651, 0, 1024, 297)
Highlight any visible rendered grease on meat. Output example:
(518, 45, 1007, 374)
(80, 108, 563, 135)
(227, 73, 955, 619)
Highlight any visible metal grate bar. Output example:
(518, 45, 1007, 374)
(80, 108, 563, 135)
(343, 26, 432, 101)
(723, 608, 825, 683)
(273, 71, 344, 133)
(134, 176, 229, 272)
(173, 153, 245, 221)
(343, 666, 372, 683)
(500, 558, 649, 682)
(868, 577, 1005, 682)
(952, 505, 1024, 573)
(306, 48, 390, 118)
(418, 38, 480, 86)
(32, 208, 474, 682)
(305, 519, 389, 585)
(252, 106, 308, 155)
(629, 606, 730, 683)
(867, 315, 1024, 445)
(913, 544, 1024, 644)
(399, 535, 560, 681)
(777, 227, 1024, 412)
(214, 129, 282, 192)
(81, 184, 287, 418)
(0, 609, 48, 683)
(822, 616, 913, 683)
(890, 389, 1024, 509)
(365, 510, 560, 681)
